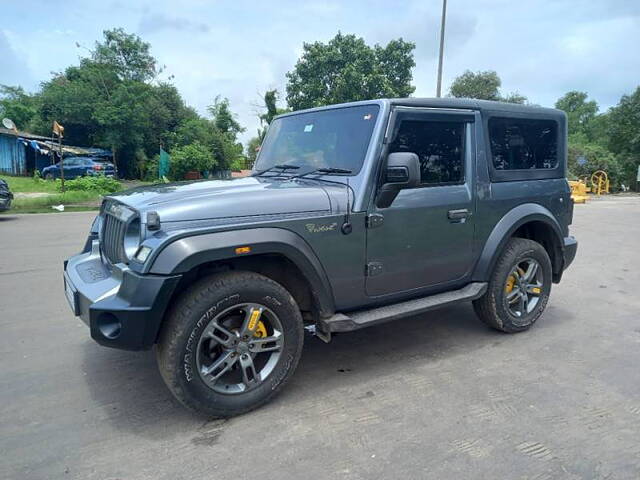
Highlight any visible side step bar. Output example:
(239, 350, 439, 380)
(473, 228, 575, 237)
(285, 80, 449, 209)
(316, 282, 487, 342)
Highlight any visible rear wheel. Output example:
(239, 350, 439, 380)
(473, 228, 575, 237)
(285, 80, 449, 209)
(156, 271, 304, 417)
(45, 173, 54, 180)
(473, 238, 552, 333)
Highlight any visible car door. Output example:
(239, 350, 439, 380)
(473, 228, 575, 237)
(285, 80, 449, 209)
(66, 158, 83, 178)
(365, 108, 476, 297)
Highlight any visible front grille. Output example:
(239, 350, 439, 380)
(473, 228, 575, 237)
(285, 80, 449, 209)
(101, 212, 128, 264)
(100, 200, 137, 265)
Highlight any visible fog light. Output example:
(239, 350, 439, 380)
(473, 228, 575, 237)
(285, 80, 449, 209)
(97, 313, 121, 339)
(135, 246, 152, 263)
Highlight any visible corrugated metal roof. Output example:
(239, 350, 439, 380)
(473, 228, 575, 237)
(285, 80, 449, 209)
(0, 127, 51, 141)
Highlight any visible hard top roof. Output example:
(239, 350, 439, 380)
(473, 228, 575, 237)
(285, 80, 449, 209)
(389, 97, 562, 116)
(276, 97, 564, 120)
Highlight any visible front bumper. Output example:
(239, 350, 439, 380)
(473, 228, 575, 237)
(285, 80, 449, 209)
(0, 195, 12, 211)
(64, 240, 181, 350)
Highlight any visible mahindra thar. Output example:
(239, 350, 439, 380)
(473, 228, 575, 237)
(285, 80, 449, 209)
(63, 98, 578, 417)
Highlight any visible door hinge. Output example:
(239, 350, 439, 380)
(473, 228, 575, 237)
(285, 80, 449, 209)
(366, 262, 384, 277)
(366, 213, 384, 229)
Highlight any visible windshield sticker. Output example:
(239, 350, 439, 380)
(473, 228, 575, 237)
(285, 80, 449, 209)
(304, 124, 314, 132)
(363, 113, 373, 120)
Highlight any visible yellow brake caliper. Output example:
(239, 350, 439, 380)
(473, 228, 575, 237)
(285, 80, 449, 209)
(505, 267, 525, 297)
(505, 274, 516, 293)
(253, 321, 267, 338)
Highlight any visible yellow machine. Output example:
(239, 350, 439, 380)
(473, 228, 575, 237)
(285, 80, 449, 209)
(568, 180, 589, 204)
(590, 170, 610, 195)
(569, 170, 610, 203)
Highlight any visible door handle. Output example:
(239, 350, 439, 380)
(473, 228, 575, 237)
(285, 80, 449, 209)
(447, 209, 470, 221)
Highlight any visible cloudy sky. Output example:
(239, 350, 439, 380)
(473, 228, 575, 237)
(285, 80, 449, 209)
(2, 0, 639, 143)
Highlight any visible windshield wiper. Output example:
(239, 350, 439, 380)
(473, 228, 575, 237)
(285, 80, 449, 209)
(252, 164, 300, 177)
(292, 167, 352, 179)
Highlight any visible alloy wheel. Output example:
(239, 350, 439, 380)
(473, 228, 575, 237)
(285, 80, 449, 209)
(503, 258, 544, 322)
(196, 303, 284, 394)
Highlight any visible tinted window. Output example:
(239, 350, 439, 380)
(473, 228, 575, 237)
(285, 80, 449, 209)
(489, 118, 558, 170)
(389, 120, 465, 185)
(256, 105, 379, 175)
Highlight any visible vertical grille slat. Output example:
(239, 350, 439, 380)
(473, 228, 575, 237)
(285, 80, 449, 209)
(100, 201, 131, 265)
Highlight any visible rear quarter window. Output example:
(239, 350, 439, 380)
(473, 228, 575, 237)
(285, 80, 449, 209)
(489, 117, 558, 171)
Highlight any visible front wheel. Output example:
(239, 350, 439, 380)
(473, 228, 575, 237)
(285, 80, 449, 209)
(473, 238, 552, 333)
(156, 271, 304, 417)
(45, 173, 54, 180)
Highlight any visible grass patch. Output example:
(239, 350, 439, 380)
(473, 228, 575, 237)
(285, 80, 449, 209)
(1, 175, 60, 193)
(0, 175, 152, 214)
(9, 190, 103, 213)
(2, 205, 100, 214)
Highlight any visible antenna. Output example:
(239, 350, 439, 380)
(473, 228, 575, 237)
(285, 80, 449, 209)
(341, 177, 353, 235)
(2, 118, 16, 131)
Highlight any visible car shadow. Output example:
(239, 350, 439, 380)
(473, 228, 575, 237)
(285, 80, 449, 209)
(81, 301, 570, 438)
(0, 215, 18, 221)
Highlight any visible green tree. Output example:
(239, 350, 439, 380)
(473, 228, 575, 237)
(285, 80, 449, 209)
(92, 28, 158, 82)
(207, 96, 246, 170)
(247, 89, 289, 168)
(246, 136, 262, 168)
(208, 96, 244, 139)
(33, 29, 194, 177)
(449, 70, 527, 104)
(607, 86, 640, 189)
(259, 89, 282, 126)
(285, 32, 416, 110)
(169, 141, 214, 180)
(554, 91, 598, 140)
(567, 142, 622, 187)
(0, 85, 39, 130)
(449, 70, 501, 100)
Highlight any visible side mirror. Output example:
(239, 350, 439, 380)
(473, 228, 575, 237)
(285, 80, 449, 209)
(376, 152, 420, 208)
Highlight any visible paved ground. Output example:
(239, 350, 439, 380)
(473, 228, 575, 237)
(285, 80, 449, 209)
(1, 197, 640, 480)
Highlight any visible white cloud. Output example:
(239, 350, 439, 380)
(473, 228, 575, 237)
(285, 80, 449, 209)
(2, 0, 639, 143)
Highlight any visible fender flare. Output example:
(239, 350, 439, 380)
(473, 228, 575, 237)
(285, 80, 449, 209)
(472, 203, 564, 282)
(149, 227, 335, 316)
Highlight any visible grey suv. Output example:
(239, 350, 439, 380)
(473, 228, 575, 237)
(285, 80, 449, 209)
(63, 98, 577, 417)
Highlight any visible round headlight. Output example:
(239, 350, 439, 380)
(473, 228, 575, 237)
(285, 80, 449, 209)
(123, 218, 141, 260)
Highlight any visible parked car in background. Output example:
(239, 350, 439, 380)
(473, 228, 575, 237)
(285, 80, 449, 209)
(42, 157, 117, 180)
(0, 178, 13, 211)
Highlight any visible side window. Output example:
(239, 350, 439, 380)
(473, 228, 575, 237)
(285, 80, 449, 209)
(489, 117, 558, 170)
(389, 120, 465, 185)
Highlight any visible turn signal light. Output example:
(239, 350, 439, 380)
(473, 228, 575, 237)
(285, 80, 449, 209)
(235, 246, 251, 255)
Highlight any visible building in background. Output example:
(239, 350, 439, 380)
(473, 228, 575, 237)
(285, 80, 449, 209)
(0, 127, 112, 176)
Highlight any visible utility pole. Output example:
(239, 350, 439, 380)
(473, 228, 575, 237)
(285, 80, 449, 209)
(53, 121, 65, 192)
(436, 0, 448, 98)
(58, 133, 65, 193)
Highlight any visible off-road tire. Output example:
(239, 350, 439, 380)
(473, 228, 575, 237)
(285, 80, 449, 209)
(473, 238, 552, 333)
(156, 271, 304, 417)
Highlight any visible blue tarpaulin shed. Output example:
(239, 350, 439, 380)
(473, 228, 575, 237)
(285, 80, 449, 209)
(0, 127, 112, 176)
(0, 129, 28, 175)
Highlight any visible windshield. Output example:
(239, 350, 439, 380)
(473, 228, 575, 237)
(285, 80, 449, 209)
(255, 104, 380, 175)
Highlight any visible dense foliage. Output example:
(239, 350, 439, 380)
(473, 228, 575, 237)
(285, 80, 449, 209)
(285, 33, 416, 111)
(555, 89, 640, 190)
(168, 142, 214, 180)
(0, 29, 245, 179)
(449, 70, 527, 104)
(60, 175, 122, 193)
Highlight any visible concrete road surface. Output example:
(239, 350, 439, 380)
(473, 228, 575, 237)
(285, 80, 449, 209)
(1, 197, 639, 480)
